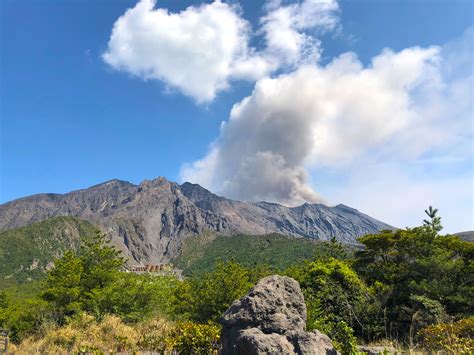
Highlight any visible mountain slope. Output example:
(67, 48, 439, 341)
(0, 216, 98, 289)
(173, 233, 330, 277)
(0, 177, 393, 263)
(455, 231, 474, 242)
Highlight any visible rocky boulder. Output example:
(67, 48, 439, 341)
(220, 275, 337, 354)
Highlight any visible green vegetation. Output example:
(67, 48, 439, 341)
(354, 219, 473, 342)
(174, 232, 345, 276)
(286, 258, 367, 352)
(173, 260, 270, 323)
(11, 313, 220, 353)
(0, 216, 98, 289)
(0, 207, 473, 353)
(418, 318, 474, 352)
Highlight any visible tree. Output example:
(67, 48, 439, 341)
(95, 273, 180, 322)
(41, 251, 83, 322)
(286, 258, 367, 352)
(0, 295, 48, 343)
(354, 208, 473, 341)
(423, 206, 442, 233)
(173, 260, 261, 323)
(41, 232, 125, 323)
(317, 236, 349, 260)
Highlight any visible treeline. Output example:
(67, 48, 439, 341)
(0, 208, 472, 353)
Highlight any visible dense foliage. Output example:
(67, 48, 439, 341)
(0, 217, 97, 289)
(1, 207, 473, 353)
(418, 318, 474, 352)
(286, 258, 364, 352)
(173, 260, 270, 323)
(354, 214, 473, 342)
(173, 233, 339, 276)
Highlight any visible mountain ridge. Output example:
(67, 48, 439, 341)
(0, 177, 393, 263)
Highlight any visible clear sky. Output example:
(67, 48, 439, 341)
(1, 0, 473, 233)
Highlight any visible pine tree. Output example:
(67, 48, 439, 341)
(423, 206, 443, 233)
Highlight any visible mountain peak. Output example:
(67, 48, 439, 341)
(139, 176, 173, 189)
(88, 178, 132, 188)
(180, 182, 217, 198)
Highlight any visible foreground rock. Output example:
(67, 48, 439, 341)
(220, 275, 338, 354)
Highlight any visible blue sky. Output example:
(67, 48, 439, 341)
(1, 0, 473, 232)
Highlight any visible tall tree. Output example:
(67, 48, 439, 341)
(41, 232, 125, 323)
(423, 206, 442, 233)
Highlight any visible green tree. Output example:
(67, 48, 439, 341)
(173, 260, 263, 323)
(423, 206, 442, 233)
(286, 258, 368, 352)
(0, 296, 48, 343)
(41, 232, 125, 323)
(315, 236, 349, 260)
(95, 273, 180, 322)
(354, 208, 473, 341)
(41, 251, 83, 322)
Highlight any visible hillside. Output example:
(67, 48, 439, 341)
(0, 177, 393, 264)
(0, 216, 98, 289)
(455, 231, 474, 242)
(173, 233, 342, 276)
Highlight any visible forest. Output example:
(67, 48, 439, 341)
(0, 208, 472, 353)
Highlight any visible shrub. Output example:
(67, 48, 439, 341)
(354, 221, 474, 339)
(0, 297, 49, 343)
(17, 313, 140, 352)
(418, 318, 474, 353)
(136, 316, 174, 351)
(310, 315, 358, 354)
(286, 258, 368, 352)
(94, 272, 180, 322)
(162, 321, 220, 354)
(173, 260, 263, 323)
(16, 313, 220, 353)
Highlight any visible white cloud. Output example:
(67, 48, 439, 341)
(261, 0, 340, 65)
(103, 0, 341, 102)
(103, 0, 273, 103)
(181, 29, 473, 207)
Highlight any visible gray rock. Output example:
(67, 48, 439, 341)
(455, 230, 474, 242)
(235, 328, 295, 354)
(222, 275, 306, 334)
(220, 275, 338, 355)
(287, 330, 336, 354)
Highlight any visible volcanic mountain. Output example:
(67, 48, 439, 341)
(0, 177, 392, 263)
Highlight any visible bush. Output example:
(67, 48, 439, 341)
(16, 313, 220, 353)
(162, 321, 220, 354)
(286, 258, 368, 352)
(17, 313, 140, 352)
(173, 260, 268, 323)
(418, 318, 474, 353)
(0, 296, 49, 343)
(354, 226, 474, 340)
(310, 315, 358, 354)
(135, 316, 175, 351)
(94, 272, 180, 322)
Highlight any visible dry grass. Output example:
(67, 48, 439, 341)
(12, 313, 173, 353)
